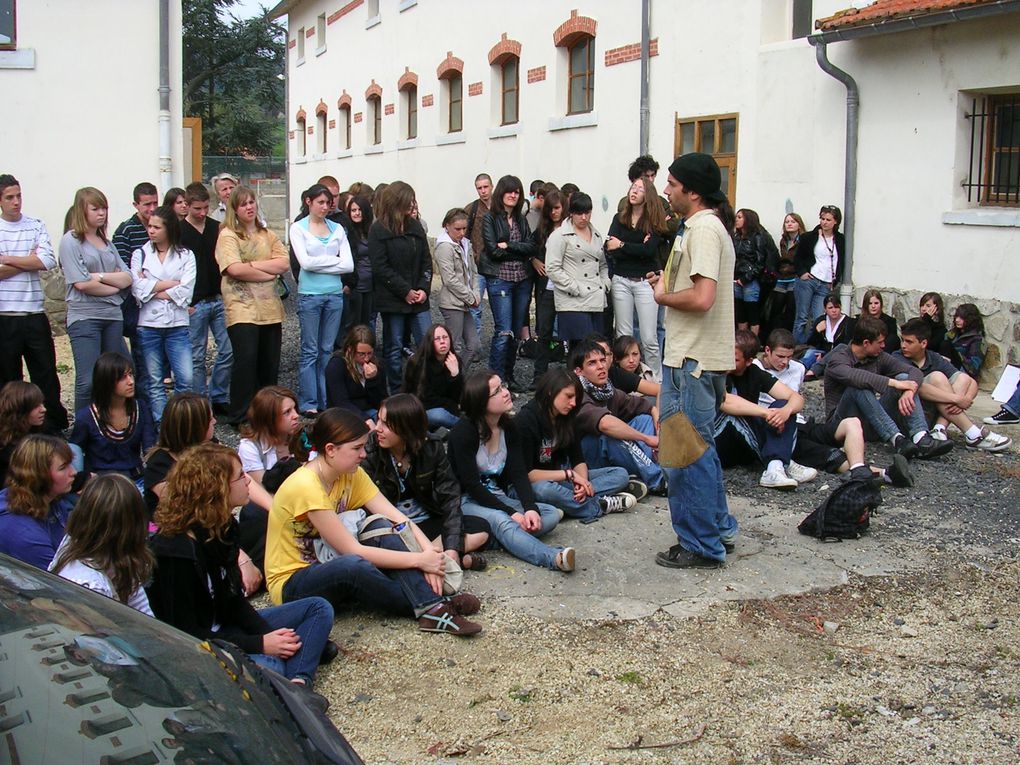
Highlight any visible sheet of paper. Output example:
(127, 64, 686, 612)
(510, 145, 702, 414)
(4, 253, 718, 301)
(991, 364, 1020, 402)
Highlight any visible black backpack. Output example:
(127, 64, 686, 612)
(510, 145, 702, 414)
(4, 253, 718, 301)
(798, 476, 882, 541)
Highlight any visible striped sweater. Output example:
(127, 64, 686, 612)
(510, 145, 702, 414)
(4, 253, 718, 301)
(0, 215, 56, 313)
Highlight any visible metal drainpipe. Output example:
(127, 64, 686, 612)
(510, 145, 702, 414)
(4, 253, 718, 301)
(158, 0, 173, 192)
(808, 37, 858, 309)
(639, 0, 650, 154)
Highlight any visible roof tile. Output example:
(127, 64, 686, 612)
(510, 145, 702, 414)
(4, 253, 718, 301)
(817, 0, 1002, 31)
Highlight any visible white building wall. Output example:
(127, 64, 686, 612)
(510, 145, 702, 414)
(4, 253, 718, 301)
(0, 0, 185, 240)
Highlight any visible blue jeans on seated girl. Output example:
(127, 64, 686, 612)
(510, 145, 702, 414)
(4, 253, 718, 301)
(531, 466, 630, 522)
(460, 491, 563, 569)
(426, 407, 460, 429)
(581, 413, 664, 491)
(281, 538, 441, 617)
(249, 596, 334, 683)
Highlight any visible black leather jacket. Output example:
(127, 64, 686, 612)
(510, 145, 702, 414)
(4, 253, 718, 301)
(733, 230, 778, 285)
(361, 435, 465, 553)
(479, 210, 536, 278)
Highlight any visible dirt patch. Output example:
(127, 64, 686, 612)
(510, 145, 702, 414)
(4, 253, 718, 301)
(318, 559, 1019, 764)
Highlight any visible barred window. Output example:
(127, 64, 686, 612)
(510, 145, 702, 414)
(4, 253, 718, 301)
(965, 95, 1020, 206)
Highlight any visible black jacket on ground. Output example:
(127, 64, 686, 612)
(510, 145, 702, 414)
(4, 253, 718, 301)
(479, 210, 536, 278)
(793, 227, 845, 285)
(147, 523, 269, 655)
(447, 417, 540, 514)
(362, 435, 465, 552)
(368, 218, 431, 314)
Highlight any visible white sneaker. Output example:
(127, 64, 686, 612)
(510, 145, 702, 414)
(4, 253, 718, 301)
(930, 428, 948, 442)
(786, 461, 818, 484)
(599, 492, 637, 514)
(759, 465, 798, 490)
(967, 427, 1012, 453)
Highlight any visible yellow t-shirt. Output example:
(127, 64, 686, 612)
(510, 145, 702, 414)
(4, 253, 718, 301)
(265, 465, 379, 604)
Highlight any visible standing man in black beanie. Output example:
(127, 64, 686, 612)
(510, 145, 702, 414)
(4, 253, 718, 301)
(648, 153, 739, 569)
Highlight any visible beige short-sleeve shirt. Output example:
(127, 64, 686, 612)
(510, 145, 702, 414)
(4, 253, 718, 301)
(662, 209, 735, 371)
(215, 227, 287, 326)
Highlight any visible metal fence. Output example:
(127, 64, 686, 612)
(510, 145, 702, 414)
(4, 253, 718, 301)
(202, 156, 286, 185)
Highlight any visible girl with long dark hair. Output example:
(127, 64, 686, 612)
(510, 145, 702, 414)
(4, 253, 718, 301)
(340, 195, 376, 335)
(732, 208, 778, 337)
(481, 175, 536, 392)
(402, 323, 464, 429)
(51, 474, 154, 614)
(70, 352, 155, 488)
(290, 184, 354, 416)
(162, 187, 188, 220)
(515, 369, 636, 521)
(919, 291, 948, 354)
(130, 204, 196, 422)
(369, 181, 432, 394)
(606, 177, 669, 378)
(448, 370, 575, 572)
(149, 443, 336, 684)
(265, 408, 484, 636)
(859, 290, 900, 353)
(363, 393, 490, 570)
(946, 303, 988, 379)
(530, 189, 565, 386)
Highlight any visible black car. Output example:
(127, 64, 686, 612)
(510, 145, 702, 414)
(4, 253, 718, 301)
(0, 554, 364, 764)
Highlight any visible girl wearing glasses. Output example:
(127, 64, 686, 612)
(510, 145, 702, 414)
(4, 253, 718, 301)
(325, 324, 386, 426)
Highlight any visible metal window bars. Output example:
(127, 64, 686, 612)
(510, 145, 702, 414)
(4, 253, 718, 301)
(965, 95, 1020, 206)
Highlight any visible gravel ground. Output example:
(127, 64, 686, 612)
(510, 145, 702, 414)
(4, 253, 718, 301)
(52, 289, 1020, 763)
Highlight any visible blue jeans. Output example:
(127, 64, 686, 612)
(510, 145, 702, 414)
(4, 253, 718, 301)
(461, 493, 563, 569)
(136, 326, 194, 423)
(581, 414, 664, 491)
(531, 466, 629, 522)
(426, 407, 460, 429)
(282, 552, 435, 617)
(830, 373, 927, 442)
(660, 360, 739, 562)
(249, 596, 334, 683)
(189, 297, 232, 404)
(1004, 382, 1020, 416)
(67, 318, 129, 412)
(733, 280, 761, 302)
(298, 293, 344, 411)
(487, 277, 532, 382)
(793, 275, 831, 344)
(471, 274, 489, 337)
(714, 400, 797, 466)
(380, 311, 431, 394)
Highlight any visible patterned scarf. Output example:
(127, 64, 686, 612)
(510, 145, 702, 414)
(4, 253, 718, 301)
(579, 373, 615, 405)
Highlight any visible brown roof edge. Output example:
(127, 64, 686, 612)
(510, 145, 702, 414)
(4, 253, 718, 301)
(811, 0, 1020, 41)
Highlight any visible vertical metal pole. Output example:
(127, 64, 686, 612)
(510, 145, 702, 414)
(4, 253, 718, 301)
(639, 0, 651, 155)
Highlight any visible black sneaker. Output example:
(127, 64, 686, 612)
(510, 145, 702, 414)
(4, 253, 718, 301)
(984, 407, 1020, 426)
(914, 433, 954, 460)
(885, 454, 914, 488)
(848, 465, 874, 482)
(894, 434, 918, 460)
(654, 544, 723, 569)
(721, 539, 736, 555)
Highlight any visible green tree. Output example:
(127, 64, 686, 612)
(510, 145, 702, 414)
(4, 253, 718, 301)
(183, 0, 286, 156)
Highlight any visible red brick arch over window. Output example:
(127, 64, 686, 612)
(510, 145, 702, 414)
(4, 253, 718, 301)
(552, 9, 597, 48)
(398, 68, 419, 92)
(488, 33, 522, 66)
(315, 100, 328, 117)
(337, 91, 352, 109)
(295, 107, 307, 122)
(436, 51, 464, 81)
(365, 80, 382, 100)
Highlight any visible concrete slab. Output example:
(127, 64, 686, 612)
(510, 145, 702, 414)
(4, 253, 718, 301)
(466, 493, 930, 621)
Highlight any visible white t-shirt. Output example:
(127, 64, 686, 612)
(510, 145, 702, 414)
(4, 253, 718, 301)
(238, 437, 281, 474)
(810, 235, 837, 283)
(50, 548, 154, 616)
(753, 357, 807, 424)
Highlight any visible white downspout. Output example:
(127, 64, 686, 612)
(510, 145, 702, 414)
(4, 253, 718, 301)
(158, 0, 174, 192)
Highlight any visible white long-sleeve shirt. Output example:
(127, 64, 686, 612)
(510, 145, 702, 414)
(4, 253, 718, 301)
(130, 242, 196, 329)
(289, 217, 353, 295)
(0, 214, 56, 313)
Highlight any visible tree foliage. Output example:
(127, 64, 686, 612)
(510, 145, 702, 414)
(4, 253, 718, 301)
(183, 0, 286, 156)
